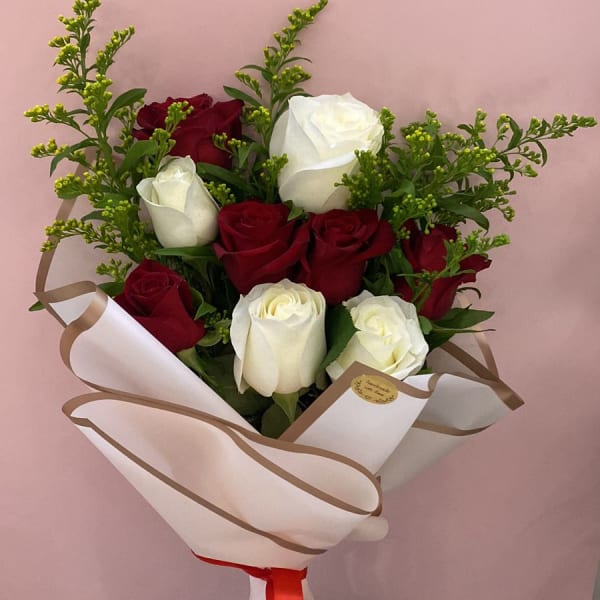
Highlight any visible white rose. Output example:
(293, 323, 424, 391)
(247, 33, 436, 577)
(269, 93, 384, 213)
(231, 280, 327, 397)
(326, 291, 428, 382)
(137, 156, 218, 248)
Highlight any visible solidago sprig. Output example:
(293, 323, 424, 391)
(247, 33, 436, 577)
(25, 0, 163, 279)
(205, 0, 328, 204)
(227, 0, 328, 151)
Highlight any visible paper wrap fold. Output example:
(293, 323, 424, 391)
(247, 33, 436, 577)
(35, 194, 523, 591)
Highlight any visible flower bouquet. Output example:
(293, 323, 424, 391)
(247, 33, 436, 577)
(28, 1, 596, 598)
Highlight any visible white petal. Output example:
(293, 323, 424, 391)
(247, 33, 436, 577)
(142, 198, 198, 248)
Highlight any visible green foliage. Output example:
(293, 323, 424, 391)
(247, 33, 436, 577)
(317, 306, 358, 373)
(229, 0, 328, 148)
(26, 0, 177, 283)
(204, 0, 327, 203)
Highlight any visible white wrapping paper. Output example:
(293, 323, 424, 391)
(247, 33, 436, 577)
(35, 194, 523, 598)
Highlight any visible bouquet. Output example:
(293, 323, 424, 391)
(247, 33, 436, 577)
(28, 0, 596, 598)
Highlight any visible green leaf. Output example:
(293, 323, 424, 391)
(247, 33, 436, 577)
(507, 117, 523, 149)
(199, 354, 271, 416)
(364, 271, 394, 296)
(223, 85, 261, 107)
(457, 286, 482, 299)
(81, 210, 106, 222)
(103, 88, 146, 125)
(239, 63, 270, 75)
(117, 140, 158, 176)
(97, 281, 124, 297)
(28, 300, 46, 312)
(534, 140, 548, 166)
(425, 330, 456, 352)
(434, 307, 494, 329)
(56, 188, 82, 200)
(196, 162, 255, 195)
(442, 198, 490, 229)
(388, 180, 416, 198)
(50, 139, 97, 175)
(457, 123, 475, 136)
(272, 392, 299, 424)
(195, 330, 222, 347)
(261, 403, 293, 439)
(318, 306, 357, 372)
(385, 246, 413, 275)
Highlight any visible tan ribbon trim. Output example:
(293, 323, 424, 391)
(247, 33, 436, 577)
(34, 205, 383, 550)
(406, 342, 523, 436)
(59, 290, 108, 370)
(35, 190, 523, 554)
(64, 390, 381, 518)
(66, 393, 327, 557)
(280, 367, 439, 443)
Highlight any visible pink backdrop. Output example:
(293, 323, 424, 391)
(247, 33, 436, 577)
(4, 0, 600, 598)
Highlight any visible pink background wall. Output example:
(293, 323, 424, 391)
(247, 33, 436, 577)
(3, 0, 600, 598)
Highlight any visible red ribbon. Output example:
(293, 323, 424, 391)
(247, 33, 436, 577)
(194, 553, 307, 600)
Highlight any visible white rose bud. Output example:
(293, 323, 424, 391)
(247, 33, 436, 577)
(231, 280, 327, 397)
(269, 93, 384, 213)
(137, 156, 218, 248)
(327, 291, 428, 382)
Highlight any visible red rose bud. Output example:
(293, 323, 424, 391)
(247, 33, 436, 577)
(133, 94, 243, 168)
(297, 209, 396, 305)
(114, 259, 205, 353)
(393, 221, 491, 320)
(214, 200, 310, 294)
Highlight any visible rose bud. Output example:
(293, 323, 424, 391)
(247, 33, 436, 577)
(133, 94, 243, 168)
(326, 291, 428, 382)
(269, 93, 384, 213)
(394, 221, 491, 320)
(137, 156, 218, 248)
(213, 200, 309, 294)
(230, 280, 327, 397)
(297, 209, 395, 304)
(114, 259, 205, 352)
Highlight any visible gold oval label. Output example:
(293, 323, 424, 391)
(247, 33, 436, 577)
(351, 375, 398, 404)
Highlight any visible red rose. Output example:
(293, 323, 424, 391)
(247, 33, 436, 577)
(114, 259, 205, 352)
(393, 221, 491, 320)
(133, 94, 243, 168)
(213, 200, 309, 294)
(296, 209, 396, 305)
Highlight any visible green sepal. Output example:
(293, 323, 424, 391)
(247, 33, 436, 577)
(195, 330, 222, 347)
(418, 315, 433, 335)
(194, 301, 217, 319)
(272, 391, 299, 424)
(261, 403, 297, 439)
(283, 200, 305, 221)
